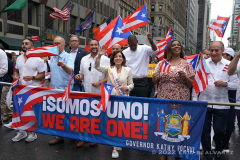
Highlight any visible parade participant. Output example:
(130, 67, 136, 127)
(11, 52, 17, 64)
(48, 36, 74, 145)
(111, 43, 122, 53)
(41, 56, 51, 88)
(193, 41, 238, 159)
(203, 48, 211, 59)
(95, 46, 134, 158)
(75, 39, 109, 147)
(0, 44, 8, 125)
(69, 35, 87, 92)
(12, 39, 45, 142)
(221, 47, 237, 153)
(123, 34, 158, 97)
(228, 49, 240, 146)
(1, 53, 14, 122)
(153, 40, 195, 160)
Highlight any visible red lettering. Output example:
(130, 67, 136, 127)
(56, 114, 65, 130)
(91, 118, 101, 135)
(70, 116, 79, 132)
(118, 121, 130, 138)
(131, 122, 142, 139)
(42, 113, 55, 129)
(107, 120, 117, 136)
(80, 117, 90, 133)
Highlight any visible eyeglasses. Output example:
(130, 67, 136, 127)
(70, 40, 79, 42)
(22, 42, 29, 45)
(88, 63, 91, 71)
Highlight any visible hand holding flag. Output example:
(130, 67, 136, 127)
(62, 72, 75, 101)
(97, 82, 113, 112)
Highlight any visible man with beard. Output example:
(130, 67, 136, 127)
(48, 36, 74, 145)
(75, 39, 109, 147)
(12, 39, 45, 142)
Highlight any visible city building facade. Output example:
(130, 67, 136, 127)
(0, 0, 149, 51)
(231, 0, 240, 49)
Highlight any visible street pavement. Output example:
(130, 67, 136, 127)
(0, 122, 240, 160)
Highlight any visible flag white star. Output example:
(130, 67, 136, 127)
(107, 86, 111, 90)
(18, 97, 23, 106)
(115, 27, 123, 35)
(141, 13, 146, 18)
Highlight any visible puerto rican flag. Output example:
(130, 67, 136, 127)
(185, 54, 199, 71)
(222, 64, 229, 72)
(62, 71, 75, 101)
(93, 17, 112, 36)
(159, 60, 171, 73)
(12, 78, 19, 88)
(26, 44, 59, 59)
(208, 15, 230, 38)
(236, 15, 240, 26)
(156, 25, 174, 60)
(97, 82, 113, 112)
(11, 85, 40, 131)
(121, 4, 148, 33)
(85, 16, 131, 55)
(192, 54, 210, 94)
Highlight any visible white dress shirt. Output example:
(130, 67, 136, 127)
(234, 62, 240, 110)
(192, 58, 238, 109)
(0, 49, 8, 77)
(70, 48, 78, 60)
(15, 54, 45, 86)
(79, 54, 110, 93)
(123, 44, 158, 78)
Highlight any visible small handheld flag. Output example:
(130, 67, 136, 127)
(62, 72, 75, 101)
(97, 82, 113, 112)
(159, 60, 171, 73)
(26, 44, 59, 59)
(12, 78, 19, 88)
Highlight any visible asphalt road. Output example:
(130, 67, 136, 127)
(0, 123, 240, 160)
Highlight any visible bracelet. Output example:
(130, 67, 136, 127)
(61, 63, 64, 67)
(99, 80, 102, 83)
(154, 90, 157, 93)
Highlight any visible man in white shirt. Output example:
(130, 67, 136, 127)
(12, 39, 45, 143)
(123, 34, 158, 97)
(75, 39, 109, 147)
(192, 41, 238, 159)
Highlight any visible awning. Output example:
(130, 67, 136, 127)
(0, 37, 41, 50)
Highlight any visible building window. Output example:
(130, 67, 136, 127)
(70, 16, 77, 33)
(159, 17, 162, 24)
(7, 0, 21, 22)
(28, 2, 38, 26)
(159, 29, 161, 36)
(0, 22, 2, 32)
(151, 5, 155, 11)
(151, 17, 154, 23)
(7, 23, 23, 35)
(159, 5, 162, 11)
(59, 21, 65, 32)
(45, 7, 53, 30)
(125, 10, 128, 17)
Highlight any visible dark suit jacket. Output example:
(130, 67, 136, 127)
(69, 48, 87, 84)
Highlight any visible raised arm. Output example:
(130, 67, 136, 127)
(228, 51, 240, 75)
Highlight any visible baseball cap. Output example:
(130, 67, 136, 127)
(223, 48, 235, 57)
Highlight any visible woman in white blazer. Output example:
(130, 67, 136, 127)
(95, 48, 134, 159)
(95, 49, 134, 96)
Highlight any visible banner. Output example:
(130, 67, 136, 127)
(147, 64, 157, 78)
(12, 85, 207, 160)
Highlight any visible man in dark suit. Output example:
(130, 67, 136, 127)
(69, 35, 87, 92)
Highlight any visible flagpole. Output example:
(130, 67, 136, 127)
(0, 0, 15, 14)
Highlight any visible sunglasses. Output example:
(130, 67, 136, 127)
(22, 42, 29, 45)
(88, 63, 91, 71)
(54, 42, 61, 45)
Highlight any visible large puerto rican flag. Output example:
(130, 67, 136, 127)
(121, 4, 148, 33)
(208, 15, 230, 38)
(26, 44, 59, 59)
(85, 16, 131, 55)
(236, 14, 240, 26)
(185, 54, 199, 71)
(93, 17, 112, 36)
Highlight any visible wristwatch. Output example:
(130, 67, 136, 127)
(32, 76, 35, 80)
